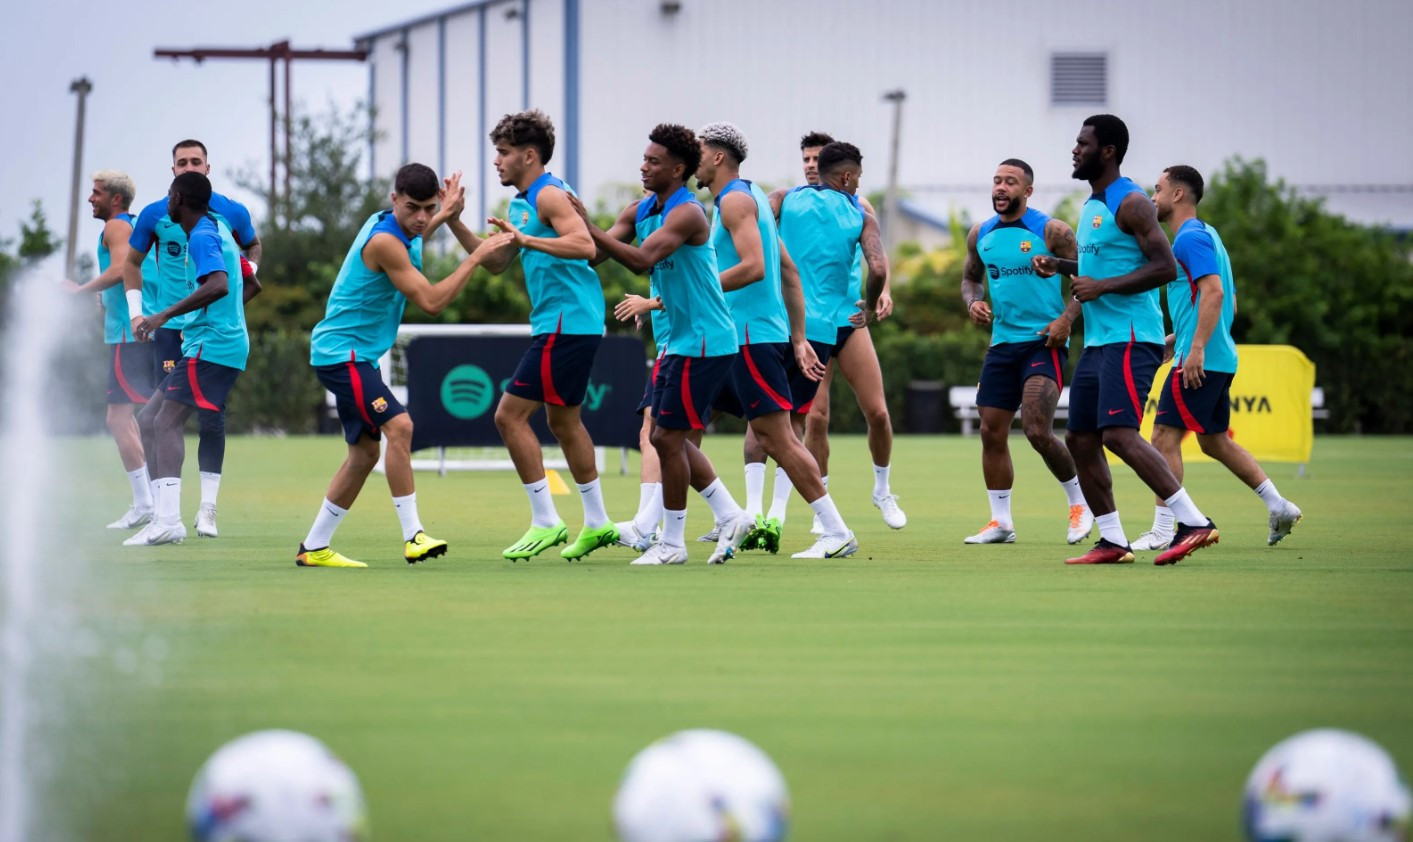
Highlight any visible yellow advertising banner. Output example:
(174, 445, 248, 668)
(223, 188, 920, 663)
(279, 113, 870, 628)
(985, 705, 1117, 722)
(1107, 345, 1316, 465)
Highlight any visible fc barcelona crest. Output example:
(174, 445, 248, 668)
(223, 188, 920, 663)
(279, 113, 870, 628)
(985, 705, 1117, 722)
(372, 397, 388, 413)
(1019, 240, 1032, 253)
(1092, 215, 1103, 228)
(520, 211, 529, 226)
(163, 359, 176, 373)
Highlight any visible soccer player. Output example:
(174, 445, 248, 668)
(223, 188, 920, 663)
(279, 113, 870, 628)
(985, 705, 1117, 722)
(1135, 165, 1302, 549)
(63, 170, 158, 529)
(126, 173, 247, 546)
(748, 140, 887, 553)
(793, 131, 905, 536)
(577, 124, 744, 564)
(960, 159, 1094, 545)
(1032, 115, 1218, 565)
(296, 166, 513, 568)
(695, 121, 857, 559)
(485, 110, 619, 562)
(122, 139, 262, 538)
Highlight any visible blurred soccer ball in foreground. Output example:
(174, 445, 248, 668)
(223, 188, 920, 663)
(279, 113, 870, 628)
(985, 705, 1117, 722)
(1244, 728, 1410, 842)
(614, 729, 790, 842)
(187, 729, 368, 842)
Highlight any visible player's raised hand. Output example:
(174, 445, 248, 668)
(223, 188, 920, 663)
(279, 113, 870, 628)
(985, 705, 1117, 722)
(1070, 276, 1103, 302)
(59, 279, 82, 294)
(487, 216, 527, 247)
(1031, 255, 1059, 277)
(849, 299, 879, 328)
(438, 171, 466, 218)
(565, 193, 590, 222)
(472, 231, 516, 259)
(792, 338, 827, 382)
(613, 293, 657, 323)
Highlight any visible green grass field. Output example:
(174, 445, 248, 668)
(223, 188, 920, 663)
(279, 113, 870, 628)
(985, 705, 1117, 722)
(51, 433, 1413, 840)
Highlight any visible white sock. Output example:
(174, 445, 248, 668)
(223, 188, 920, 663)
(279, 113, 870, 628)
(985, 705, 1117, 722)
(1164, 487, 1207, 528)
(822, 474, 829, 490)
(1096, 510, 1127, 546)
(577, 478, 609, 529)
(392, 492, 424, 541)
(199, 471, 221, 508)
(156, 478, 182, 527)
(303, 498, 348, 549)
(744, 463, 766, 517)
(524, 479, 560, 527)
(766, 466, 793, 522)
(632, 482, 663, 536)
(987, 489, 1013, 528)
(807, 493, 848, 539)
(1253, 479, 1285, 513)
(872, 464, 890, 498)
(663, 508, 687, 547)
(1060, 476, 1085, 507)
(700, 478, 743, 522)
(1152, 505, 1175, 535)
(128, 466, 152, 510)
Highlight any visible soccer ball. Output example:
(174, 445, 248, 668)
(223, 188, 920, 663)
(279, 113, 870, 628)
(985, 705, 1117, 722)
(186, 729, 369, 842)
(614, 729, 790, 842)
(1243, 728, 1411, 842)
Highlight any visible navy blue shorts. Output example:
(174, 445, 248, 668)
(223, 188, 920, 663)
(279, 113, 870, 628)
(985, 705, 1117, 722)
(163, 357, 241, 413)
(831, 325, 857, 356)
(976, 339, 1068, 413)
(653, 353, 736, 430)
(152, 327, 184, 386)
(637, 352, 667, 416)
(107, 342, 155, 405)
(1067, 341, 1164, 432)
(713, 342, 795, 420)
(1154, 369, 1235, 435)
(787, 340, 834, 414)
(505, 333, 602, 407)
(316, 360, 408, 444)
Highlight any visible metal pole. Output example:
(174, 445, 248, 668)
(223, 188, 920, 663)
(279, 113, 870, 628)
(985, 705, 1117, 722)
(268, 57, 277, 223)
(882, 89, 906, 256)
(64, 77, 93, 280)
(283, 47, 292, 216)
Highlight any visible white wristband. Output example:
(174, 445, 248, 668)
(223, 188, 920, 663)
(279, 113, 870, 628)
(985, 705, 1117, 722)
(125, 289, 144, 318)
(246, 260, 258, 276)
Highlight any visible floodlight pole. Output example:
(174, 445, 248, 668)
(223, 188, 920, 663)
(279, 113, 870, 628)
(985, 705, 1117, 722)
(882, 88, 906, 255)
(64, 76, 93, 280)
(152, 42, 368, 227)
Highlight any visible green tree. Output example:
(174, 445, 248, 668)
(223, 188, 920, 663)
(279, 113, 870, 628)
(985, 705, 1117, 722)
(17, 200, 61, 264)
(1200, 158, 1413, 432)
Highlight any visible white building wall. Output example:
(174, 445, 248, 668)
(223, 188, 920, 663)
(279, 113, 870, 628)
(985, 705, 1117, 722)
(357, 0, 1413, 229)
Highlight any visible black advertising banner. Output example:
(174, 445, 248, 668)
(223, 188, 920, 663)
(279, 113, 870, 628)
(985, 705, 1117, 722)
(405, 335, 645, 452)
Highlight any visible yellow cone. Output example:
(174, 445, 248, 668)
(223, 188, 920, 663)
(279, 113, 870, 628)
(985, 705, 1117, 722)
(545, 469, 571, 495)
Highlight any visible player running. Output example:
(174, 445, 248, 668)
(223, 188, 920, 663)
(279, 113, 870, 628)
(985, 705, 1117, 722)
(1033, 114, 1218, 566)
(63, 170, 158, 530)
(960, 159, 1094, 545)
(122, 140, 262, 538)
(294, 166, 511, 568)
(127, 173, 247, 546)
(695, 122, 857, 559)
(485, 110, 620, 562)
(576, 124, 746, 564)
(1134, 164, 1302, 550)
(747, 140, 887, 553)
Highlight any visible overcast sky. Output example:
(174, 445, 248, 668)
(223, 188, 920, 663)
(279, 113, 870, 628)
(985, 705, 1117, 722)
(0, 0, 453, 265)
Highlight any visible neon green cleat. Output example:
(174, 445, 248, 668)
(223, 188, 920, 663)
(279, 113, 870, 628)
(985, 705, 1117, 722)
(404, 530, 448, 564)
(503, 522, 569, 561)
(759, 516, 783, 555)
(295, 544, 367, 569)
(560, 523, 620, 561)
(738, 514, 766, 551)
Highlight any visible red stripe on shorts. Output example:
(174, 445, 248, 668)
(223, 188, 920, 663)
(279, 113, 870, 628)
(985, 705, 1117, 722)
(347, 352, 377, 432)
(187, 349, 220, 412)
(114, 345, 148, 403)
